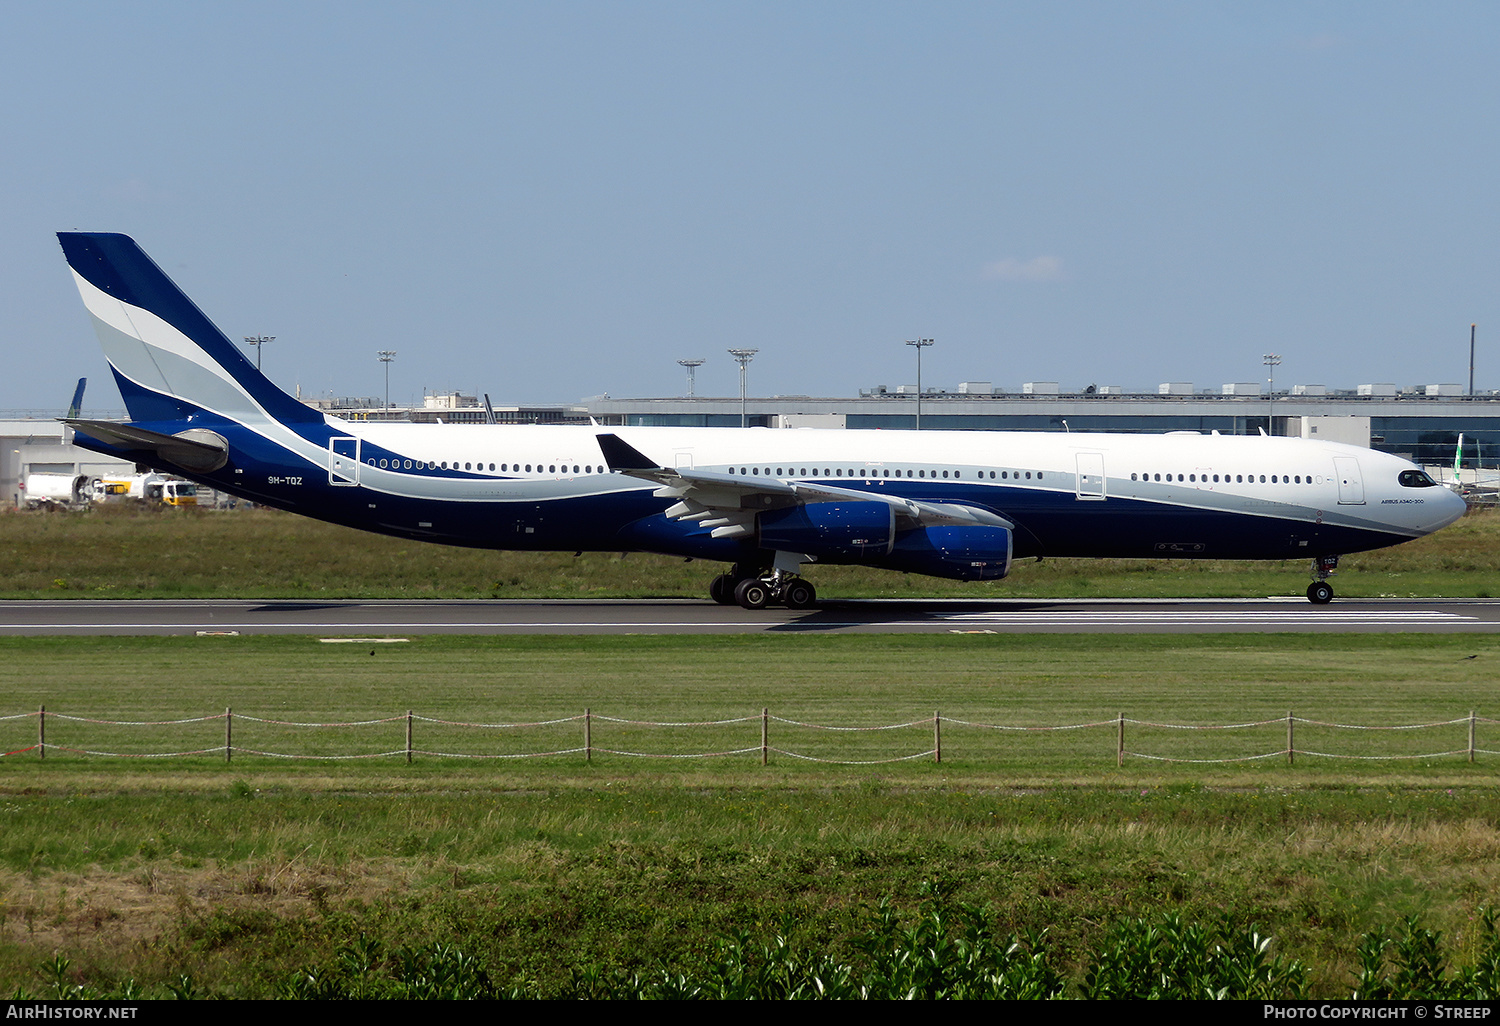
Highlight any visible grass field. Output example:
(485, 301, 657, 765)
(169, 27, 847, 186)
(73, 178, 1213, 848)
(3, 634, 1500, 997)
(3, 507, 1498, 997)
(2, 501, 1497, 599)
(3, 633, 1500, 777)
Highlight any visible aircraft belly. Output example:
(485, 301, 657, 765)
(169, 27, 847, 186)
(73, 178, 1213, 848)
(1006, 496, 1408, 560)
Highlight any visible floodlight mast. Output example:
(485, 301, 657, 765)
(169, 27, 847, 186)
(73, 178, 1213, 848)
(244, 335, 274, 371)
(906, 338, 934, 430)
(677, 358, 704, 397)
(1263, 353, 1281, 435)
(727, 349, 758, 428)
(377, 350, 396, 419)
(1471, 324, 1477, 397)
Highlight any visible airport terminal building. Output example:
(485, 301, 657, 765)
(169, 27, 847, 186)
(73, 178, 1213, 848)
(583, 387, 1500, 467)
(7, 383, 1500, 507)
(319, 381, 1500, 466)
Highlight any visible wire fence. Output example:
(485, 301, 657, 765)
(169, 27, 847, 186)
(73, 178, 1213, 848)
(3, 706, 1499, 767)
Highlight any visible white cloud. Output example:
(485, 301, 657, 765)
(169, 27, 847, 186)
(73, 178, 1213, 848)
(980, 256, 1065, 282)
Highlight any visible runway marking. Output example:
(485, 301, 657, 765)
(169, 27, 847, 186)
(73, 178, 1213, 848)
(0, 609, 1482, 633)
(934, 610, 1476, 626)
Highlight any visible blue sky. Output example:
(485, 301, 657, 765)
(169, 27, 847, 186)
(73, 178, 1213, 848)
(3, 2, 1496, 410)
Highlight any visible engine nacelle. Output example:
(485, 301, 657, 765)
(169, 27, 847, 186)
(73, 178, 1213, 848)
(880, 525, 1013, 581)
(758, 501, 895, 561)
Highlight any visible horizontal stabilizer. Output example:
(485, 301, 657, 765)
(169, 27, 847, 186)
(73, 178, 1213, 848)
(65, 419, 229, 473)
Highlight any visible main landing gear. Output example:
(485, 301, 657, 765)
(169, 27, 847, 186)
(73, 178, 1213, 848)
(709, 565, 818, 610)
(1306, 555, 1339, 605)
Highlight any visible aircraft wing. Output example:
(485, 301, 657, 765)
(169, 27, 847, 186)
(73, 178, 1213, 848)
(596, 433, 1012, 541)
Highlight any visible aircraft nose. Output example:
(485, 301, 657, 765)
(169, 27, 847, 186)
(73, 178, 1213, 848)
(1434, 486, 1468, 531)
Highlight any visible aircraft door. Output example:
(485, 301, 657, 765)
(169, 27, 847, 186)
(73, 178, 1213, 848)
(329, 437, 361, 486)
(1075, 452, 1106, 500)
(1333, 456, 1364, 504)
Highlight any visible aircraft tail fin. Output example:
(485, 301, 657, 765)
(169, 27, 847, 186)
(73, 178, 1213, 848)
(57, 232, 317, 426)
(66, 378, 86, 419)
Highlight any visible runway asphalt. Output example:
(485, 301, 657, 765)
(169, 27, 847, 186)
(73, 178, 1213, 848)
(2, 597, 1498, 635)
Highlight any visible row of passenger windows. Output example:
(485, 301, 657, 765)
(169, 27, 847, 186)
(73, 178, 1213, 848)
(732, 467, 1043, 481)
(364, 459, 1047, 482)
(367, 459, 599, 474)
(1131, 472, 1317, 485)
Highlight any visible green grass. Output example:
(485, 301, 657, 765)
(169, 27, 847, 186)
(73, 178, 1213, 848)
(3, 633, 1500, 778)
(3, 634, 1500, 997)
(3, 504, 1500, 997)
(3, 502, 1497, 599)
(1, 783, 1499, 997)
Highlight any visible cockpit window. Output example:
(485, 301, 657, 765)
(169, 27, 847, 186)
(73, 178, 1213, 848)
(1398, 469, 1438, 488)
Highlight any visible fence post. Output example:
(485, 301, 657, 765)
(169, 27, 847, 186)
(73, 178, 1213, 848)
(761, 708, 768, 766)
(934, 710, 941, 764)
(1470, 710, 1476, 764)
(406, 710, 413, 765)
(585, 708, 591, 764)
(1117, 712, 1124, 768)
(225, 707, 232, 763)
(1287, 711, 1294, 767)
(38, 704, 44, 760)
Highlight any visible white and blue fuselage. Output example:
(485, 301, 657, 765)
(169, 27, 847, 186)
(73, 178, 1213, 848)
(57, 232, 1466, 605)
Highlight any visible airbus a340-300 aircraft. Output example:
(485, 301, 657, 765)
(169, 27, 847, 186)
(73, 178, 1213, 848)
(57, 232, 1465, 608)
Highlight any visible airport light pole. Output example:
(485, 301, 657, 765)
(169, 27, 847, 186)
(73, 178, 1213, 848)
(1470, 324, 1477, 397)
(906, 338, 934, 430)
(244, 335, 274, 371)
(677, 358, 704, 397)
(728, 348, 758, 428)
(1263, 353, 1281, 435)
(378, 350, 396, 419)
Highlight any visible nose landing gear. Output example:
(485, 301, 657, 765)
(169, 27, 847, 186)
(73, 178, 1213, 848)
(1307, 555, 1339, 604)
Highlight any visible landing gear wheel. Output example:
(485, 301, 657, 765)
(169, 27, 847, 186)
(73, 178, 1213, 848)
(709, 574, 736, 605)
(783, 579, 817, 609)
(1307, 581, 1334, 605)
(734, 578, 771, 610)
